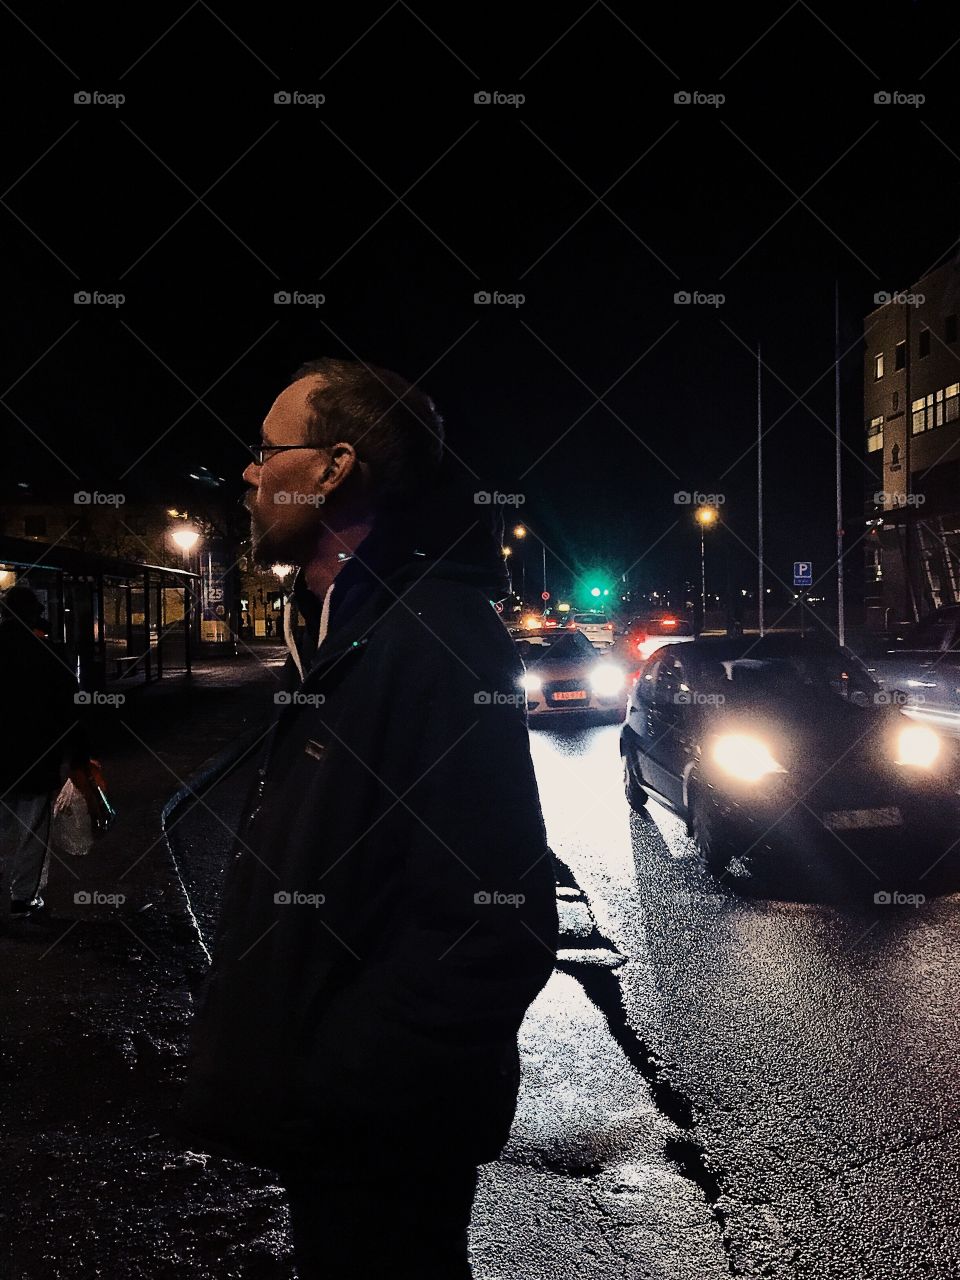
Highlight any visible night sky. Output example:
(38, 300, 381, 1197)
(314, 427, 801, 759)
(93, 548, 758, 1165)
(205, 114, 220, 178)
(4, 0, 960, 605)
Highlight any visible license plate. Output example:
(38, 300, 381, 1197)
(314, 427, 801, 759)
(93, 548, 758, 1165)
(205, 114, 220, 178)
(552, 690, 587, 702)
(823, 806, 903, 830)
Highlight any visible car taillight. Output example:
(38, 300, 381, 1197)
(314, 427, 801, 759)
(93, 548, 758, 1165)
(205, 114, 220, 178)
(661, 618, 677, 627)
(605, 623, 614, 630)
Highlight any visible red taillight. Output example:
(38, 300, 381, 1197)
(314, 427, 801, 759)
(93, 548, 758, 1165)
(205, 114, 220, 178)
(605, 623, 614, 630)
(661, 617, 677, 627)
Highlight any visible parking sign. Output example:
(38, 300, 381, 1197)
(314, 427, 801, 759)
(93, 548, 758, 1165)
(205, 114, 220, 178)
(793, 561, 813, 587)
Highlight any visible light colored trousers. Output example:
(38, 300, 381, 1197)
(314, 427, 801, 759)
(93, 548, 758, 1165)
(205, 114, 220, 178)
(0, 791, 53, 905)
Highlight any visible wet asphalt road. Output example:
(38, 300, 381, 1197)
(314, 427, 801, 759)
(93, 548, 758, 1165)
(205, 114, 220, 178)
(530, 713, 960, 1279)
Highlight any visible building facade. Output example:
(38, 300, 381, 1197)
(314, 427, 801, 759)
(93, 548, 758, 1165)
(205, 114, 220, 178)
(863, 257, 960, 630)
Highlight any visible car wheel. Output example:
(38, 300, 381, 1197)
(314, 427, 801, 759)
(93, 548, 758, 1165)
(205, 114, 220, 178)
(622, 744, 648, 811)
(690, 781, 737, 876)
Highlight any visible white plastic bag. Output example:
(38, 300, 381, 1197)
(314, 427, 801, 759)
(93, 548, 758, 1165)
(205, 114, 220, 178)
(52, 779, 94, 858)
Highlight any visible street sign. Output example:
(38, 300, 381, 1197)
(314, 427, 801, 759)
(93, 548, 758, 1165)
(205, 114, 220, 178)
(495, 601, 504, 613)
(541, 591, 551, 601)
(793, 561, 813, 587)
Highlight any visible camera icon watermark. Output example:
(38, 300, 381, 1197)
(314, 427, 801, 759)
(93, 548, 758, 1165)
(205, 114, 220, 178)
(74, 291, 125, 308)
(274, 491, 326, 506)
(274, 90, 325, 107)
(473, 490, 525, 506)
(274, 690, 326, 707)
(473, 889, 526, 906)
(74, 890, 126, 905)
(873, 491, 925, 508)
(474, 290, 525, 308)
(673, 490, 725, 506)
(674, 691, 725, 706)
(674, 90, 725, 107)
(673, 290, 725, 308)
(474, 90, 525, 107)
(474, 690, 526, 707)
(274, 889, 326, 906)
(74, 691, 125, 707)
(873, 889, 925, 906)
(274, 290, 325, 307)
(74, 490, 126, 506)
(874, 290, 925, 307)
(74, 90, 125, 107)
(874, 90, 924, 107)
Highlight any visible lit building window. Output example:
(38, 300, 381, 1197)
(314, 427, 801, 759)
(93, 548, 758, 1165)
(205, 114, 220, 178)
(912, 393, 934, 433)
(946, 383, 959, 423)
(866, 416, 884, 453)
(874, 352, 884, 380)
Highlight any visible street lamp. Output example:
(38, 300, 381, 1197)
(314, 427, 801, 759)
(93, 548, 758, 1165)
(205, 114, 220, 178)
(170, 526, 200, 552)
(694, 506, 718, 626)
(513, 525, 526, 539)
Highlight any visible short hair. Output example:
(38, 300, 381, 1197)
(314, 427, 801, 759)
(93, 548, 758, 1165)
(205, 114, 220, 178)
(289, 357, 444, 501)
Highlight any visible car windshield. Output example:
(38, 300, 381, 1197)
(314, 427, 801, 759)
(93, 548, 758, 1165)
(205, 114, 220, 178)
(699, 651, 880, 705)
(515, 633, 592, 663)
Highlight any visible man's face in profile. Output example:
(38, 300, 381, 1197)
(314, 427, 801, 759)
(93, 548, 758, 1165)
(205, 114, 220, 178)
(243, 377, 328, 567)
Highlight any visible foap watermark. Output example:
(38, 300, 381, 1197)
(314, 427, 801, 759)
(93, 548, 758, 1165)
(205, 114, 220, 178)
(74, 490, 126, 506)
(473, 490, 525, 506)
(274, 490, 325, 506)
(874, 90, 924, 108)
(674, 290, 725, 308)
(274, 890, 326, 906)
(674, 691, 725, 706)
(274, 290, 325, 307)
(474, 290, 525, 308)
(674, 490, 725, 506)
(674, 90, 725, 107)
(75, 691, 125, 707)
(74, 90, 125, 107)
(874, 890, 925, 907)
(474, 90, 525, 107)
(74, 890, 126, 905)
(474, 889, 526, 907)
(474, 690, 525, 707)
(873, 689, 922, 707)
(74, 291, 125, 308)
(874, 290, 925, 308)
(873, 492, 925, 508)
(274, 90, 326, 107)
(274, 690, 326, 707)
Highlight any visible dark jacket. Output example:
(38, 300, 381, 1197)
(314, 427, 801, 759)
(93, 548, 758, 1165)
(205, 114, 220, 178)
(181, 513, 558, 1175)
(0, 622, 84, 796)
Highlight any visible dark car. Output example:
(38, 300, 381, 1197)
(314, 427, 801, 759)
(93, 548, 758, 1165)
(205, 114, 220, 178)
(516, 628, 627, 718)
(868, 604, 960, 733)
(621, 636, 960, 878)
(622, 613, 696, 662)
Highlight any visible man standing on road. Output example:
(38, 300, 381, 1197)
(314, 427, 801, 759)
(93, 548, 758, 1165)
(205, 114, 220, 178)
(182, 358, 558, 1278)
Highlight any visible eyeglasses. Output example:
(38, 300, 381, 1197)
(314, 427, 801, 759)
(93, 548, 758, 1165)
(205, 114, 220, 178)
(245, 443, 321, 466)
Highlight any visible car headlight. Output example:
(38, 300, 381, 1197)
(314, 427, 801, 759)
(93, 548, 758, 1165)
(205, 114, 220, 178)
(895, 724, 941, 768)
(712, 733, 786, 783)
(590, 664, 625, 696)
(520, 672, 542, 694)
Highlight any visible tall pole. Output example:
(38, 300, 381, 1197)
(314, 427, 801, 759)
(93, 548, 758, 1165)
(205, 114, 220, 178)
(835, 281, 845, 647)
(700, 526, 707, 626)
(542, 542, 547, 596)
(757, 341, 764, 637)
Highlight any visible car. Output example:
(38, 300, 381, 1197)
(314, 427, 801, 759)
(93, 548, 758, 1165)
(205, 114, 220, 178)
(622, 613, 696, 662)
(570, 611, 618, 647)
(620, 635, 960, 879)
(868, 605, 960, 733)
(515, 628, 627, 718)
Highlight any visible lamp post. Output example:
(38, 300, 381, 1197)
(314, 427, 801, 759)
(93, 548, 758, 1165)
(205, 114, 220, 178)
(694, 506, 717, 629)
(513, 525, 526, 606)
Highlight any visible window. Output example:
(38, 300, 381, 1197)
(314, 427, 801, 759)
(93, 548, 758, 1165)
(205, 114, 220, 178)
(874, 352, 884, 380)
(892, 390, 899, 411)
(895, 341, 906, 370)
(866, 416, 884, 453)
(919, 328, 931, 358)
(947, 315, 958, 344)
(23, 515, 46, 537)
(947, 382, 960, 423)
(912, 393, 934, 433)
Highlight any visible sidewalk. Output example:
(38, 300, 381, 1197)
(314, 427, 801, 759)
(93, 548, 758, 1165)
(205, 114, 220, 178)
(0, 647, 295, 1280)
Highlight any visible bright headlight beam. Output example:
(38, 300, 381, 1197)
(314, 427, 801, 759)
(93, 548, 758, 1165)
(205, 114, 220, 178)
(895, 724, 941, 768)
(520, 672, 542, 694)
(712, 733, 786, 783)
(590, 664, 625, 696)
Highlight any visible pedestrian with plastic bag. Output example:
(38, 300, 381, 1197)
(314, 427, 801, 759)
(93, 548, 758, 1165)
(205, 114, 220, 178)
(0, 585, 101, 918)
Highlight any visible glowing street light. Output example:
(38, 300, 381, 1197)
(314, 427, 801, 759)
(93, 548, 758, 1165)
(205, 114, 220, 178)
(513, 525, 526, 539)
(694, 506, 719, 625)
(503, 545, 512, 557)
(271, 563, 295, 580)
(171, 526, 200, 552)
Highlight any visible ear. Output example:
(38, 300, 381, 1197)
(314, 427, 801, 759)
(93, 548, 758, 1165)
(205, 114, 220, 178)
(306, 442, 359, 500)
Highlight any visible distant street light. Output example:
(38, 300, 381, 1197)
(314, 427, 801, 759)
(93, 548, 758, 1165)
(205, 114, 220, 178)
(271, 563, 295, 580)
(502, 545, 512, 557)
(171, 526, 200, 552)
(513, 525, 526, 539)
